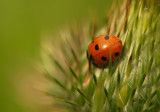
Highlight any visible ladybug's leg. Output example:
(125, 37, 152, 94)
(86, 50, 89, 59)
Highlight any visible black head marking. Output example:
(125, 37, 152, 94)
(105, 35, 109, 40)
(101, 56, 107, 61)
(95, 44, 99, 50)
(115, 52, 119, 57)
(90, 55, 95, 61)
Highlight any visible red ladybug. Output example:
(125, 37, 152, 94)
(87, 35, 122, 67)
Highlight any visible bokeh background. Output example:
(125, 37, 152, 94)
(0, 0, 113, 112)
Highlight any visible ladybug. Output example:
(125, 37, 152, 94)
(87, 35, 122, 67)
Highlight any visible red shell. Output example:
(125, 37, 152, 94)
(87, 35, 122, 67)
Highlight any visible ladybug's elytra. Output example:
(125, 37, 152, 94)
(87, 35, 122, 67)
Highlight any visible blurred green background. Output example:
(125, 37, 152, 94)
(0, 0, 112, 112)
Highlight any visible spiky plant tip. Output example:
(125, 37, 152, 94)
(41, 0, 160, 111)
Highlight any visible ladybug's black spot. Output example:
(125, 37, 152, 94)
(95, 44, 99, 50)
(101, 56, 107, 61)
(115, 52, 119, 57)
(90, 55, 95, 61)
(105, 35, 109, 40)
